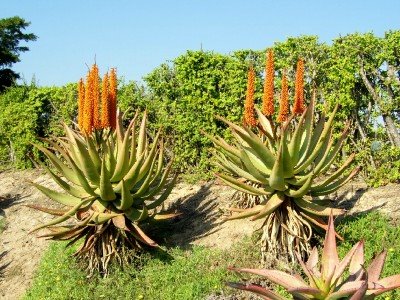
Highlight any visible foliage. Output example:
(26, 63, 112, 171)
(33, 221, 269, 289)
(0, 84, 77, 168)
(144, 50, 251, 176)
(0, 16, 37, 92)
(228, 214, 400, 299)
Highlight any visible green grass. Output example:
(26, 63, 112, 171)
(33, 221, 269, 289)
(336, 212, 400, 300)
(23, 236, 260, 300)
(24, 212, 400, 300)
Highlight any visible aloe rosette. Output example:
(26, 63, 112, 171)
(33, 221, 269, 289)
(206, 95, 359, 261)
(228, 214, 400, 299)
(30, 110, 177, 274)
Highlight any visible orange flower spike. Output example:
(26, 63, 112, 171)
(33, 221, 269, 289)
(293, 59, 305, 115)
(109, 68, 117, 129)
(77, 78, 85, 131)
(101, 72, 111, 128)
(92, 64, 101, 130)
(83, 69, 94, 135)
(277, 71, 289, 123)
(244, 66, 257, 127)
(262, 49, 275, 116)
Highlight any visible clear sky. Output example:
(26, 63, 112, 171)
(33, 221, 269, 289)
(1, 0, 400, 87)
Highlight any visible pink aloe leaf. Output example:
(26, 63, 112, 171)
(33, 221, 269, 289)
(306, 247, 321, 277)
(347, 240, 365, 282)
(226, 282, 285, 300)
(321, 213, 339, 281)
(287, 286, 322, 297)
(332, 241, 364, 284)
(229, 268, 310, 290)
(366, 250, 387, 282)
(329, 280, 365, 298)
(295, 252, 319, 288)
(348, 280, 368, 300)
(368, 274, 400, 296)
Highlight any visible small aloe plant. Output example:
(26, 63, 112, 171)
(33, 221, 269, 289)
(227, 214, 400, 299)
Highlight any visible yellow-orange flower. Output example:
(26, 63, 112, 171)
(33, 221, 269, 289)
(244, 66, 257, 127)
(262, 49, 274, 116)
(109, 68, 117, 130)
(78, 79, 85, 131)
(92, 64, 101, 130)
(101, 72, 111, 128)
(293, 59, 305, 115)
(78, 65, 118, 135)
(83, 69, 94, 135)
(277, 71, 289, 123)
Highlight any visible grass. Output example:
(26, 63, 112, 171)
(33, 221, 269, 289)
(23, 235, 260, 300)
(24, 212, 400, 299)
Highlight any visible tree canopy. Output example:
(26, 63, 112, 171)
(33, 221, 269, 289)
(0, 16, 37, 92)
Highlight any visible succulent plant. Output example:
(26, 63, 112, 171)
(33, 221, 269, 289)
(29, 65, 177, 275)
(227, 214, 400, 299)
(205, 54, 359, 262)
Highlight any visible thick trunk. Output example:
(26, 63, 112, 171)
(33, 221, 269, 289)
(359, 63, 400, 147)
(382, 114, 400, 147)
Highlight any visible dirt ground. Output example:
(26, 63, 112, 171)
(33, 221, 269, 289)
(0, 169, 399, 300)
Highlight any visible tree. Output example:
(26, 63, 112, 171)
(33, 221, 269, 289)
(0, 16, 37, 92)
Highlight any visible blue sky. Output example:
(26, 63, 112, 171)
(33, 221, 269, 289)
(2, 0, 400, 86)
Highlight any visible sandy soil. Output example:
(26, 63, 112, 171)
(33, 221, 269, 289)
(0, 170, 399, 300)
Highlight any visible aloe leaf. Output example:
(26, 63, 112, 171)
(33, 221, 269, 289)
(296, 100, 315, 166)
(136, 111, 148, 159)
(242, 147, 272, 176)
(295, 105, 338, 174)
(254, 107, 274, 139)
(348, 281, 368, 300)
(366, 250, 387, 282)
(86, 136, 101, 173)
(25, 204, 67, 216)
(284, 173, 313, 198)
(295, 198, 345, 216)
(132, 223, 158, 247)
(319, 122, 351, 174)
(113, 153, 145, 194)
(251, 193, 284, 221)
(30, 182, 83, 207)
(132, 150, 159, 198)
(216, 154, 263, 184)
(268, 142, 286, 191)
(225, 205, 264, 220)
(288, 102, 310, 166)
(30, 199, 91, 233)
(281, 127, 294, 178)
(91, 211, 121, 224)
(329, 281, 365, 299)
(99, 159, 116, 201)
(229, 268, 310, 290)
(240, 149, 270, 184)
(140, 158, 174, 200)
(111, 115, 136, 181)
(146, 174, 178, 209)
(310, 167, 360, 196)
(217, 116, 275, 169)
(217, 173, 270, 196)
(321, 214, 340, 282)
(370, 274, 400, 296)
(226, 282, 285, 300)
(114, 179, 134, 211)
(33, 143, 80, 186)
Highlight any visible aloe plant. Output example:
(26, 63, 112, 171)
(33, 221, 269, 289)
(227, 214, 400, 299)
(205, 56, 359, 262)
(29, 65, 177, 275)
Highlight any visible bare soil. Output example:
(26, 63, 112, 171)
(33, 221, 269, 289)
(0, 170, 399, 300)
